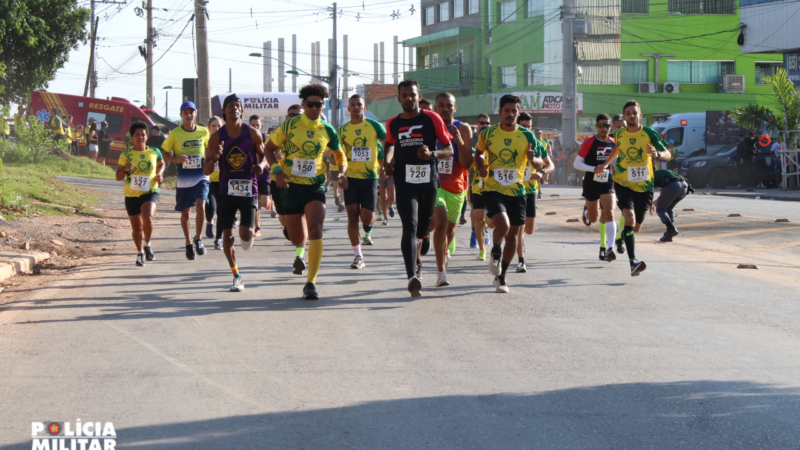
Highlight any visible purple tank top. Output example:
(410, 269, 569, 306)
(218, 123, 258, 197)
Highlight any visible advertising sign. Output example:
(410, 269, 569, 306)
(492, 92, 583, 114)
(784, 51, 800, 85)
(211, 92, 302, 118)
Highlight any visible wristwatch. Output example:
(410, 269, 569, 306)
(432, 150, 438, 160)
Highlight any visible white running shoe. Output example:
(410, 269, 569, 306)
(493, 276, 509, 293)
(436, 270, 450, 287)
(488, 254, 501, 276)
(351, 255, 365, 269)
(230, 276, 244, 292)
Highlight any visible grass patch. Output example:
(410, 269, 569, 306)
(0, 164, 104, 218)
(6, 157, 117, 180)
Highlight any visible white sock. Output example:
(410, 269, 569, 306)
(144, 241, 150, 248)
(605, 220, 616, 250)
(353, 244, 362, 257)
(139, 249, 144, 254)
(241, 239, 253, 251)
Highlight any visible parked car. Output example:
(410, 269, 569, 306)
(680, 143, 776, 189)
(652, 113, 707, 166)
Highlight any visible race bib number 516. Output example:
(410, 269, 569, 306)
(627, 166, 649, 182)
(494, 168, 518, 186)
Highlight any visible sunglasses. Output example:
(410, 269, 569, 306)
(597, 123, 612, 129)
(288, 112, 301, 117)
(478, 121, 490, 126)
(305, 101, 324, 109)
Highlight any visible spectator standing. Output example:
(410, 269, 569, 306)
(146, 126, 165, 152)
(87, 122, 99, 161)
(97, 121, 114, 166)
(736, 132, 760, 189)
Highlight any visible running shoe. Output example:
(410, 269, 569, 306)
(254, 227, 262, 237)
(205, 222, 214, 239)
(660, 229, 679, 242)
(488, 253, 501, 276)
(135, 254, 145, 267)
(389, 205, 395, 218)
(470, 229, 478, 249)
(194, 238, 206, 256)
(351, 255, 365, 269)
(303, 282, 319, 300)
(516, 261, 527, 273)
(477, 249, 486, 261)
(185, 244, 196, 260)
(420, 235, 430, 256)
(230, 275, 244, 292)
(214, 239, 222, 250)
(599, 247, 606, 261)
(436, 270, 450, 287)
(338, 204, 345, 213)
(382, 219, 389, 226)
(582, 206, 591, 226)
(415, 262, 423, 279)
(232, 216, 240, 229)
(293, 256, 306, 275)
(408, 276, 422, 298)
(494, 276, 509, 293)
(459, 217, 468, 225)
(334, 196, 341, 206)
(378, 213, 384, 220)
(270, 209, 277, 218)
(604, 249, 617, 262)
(448, 239, 456, 256)
(283, 227, 290, 241)
(537, 192, 542, 200)
(484, 232, 490, 245)
(615, 238, 625, 254)
(144, 246, 155, 261)
(630, 260, 647, 276)
(362, 235, 373, 245)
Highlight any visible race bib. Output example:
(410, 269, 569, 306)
(494, 168, 519, 186)
(130, 175, 151, 191)
(523, 166, 532, 182)
(351, 147, 371, 162)
(228, 179, 253, 197)
(292, 159, 317, 178)
(627, 166, 649, 183)
(594, 169, 610, 183)
(405, 165, 431, 184)
(183, 154, 202, 169)
(213, 161, 219, 172)
(437, 157, 453, 175)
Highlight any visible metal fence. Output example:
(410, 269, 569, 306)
(779, 131, 799, 190)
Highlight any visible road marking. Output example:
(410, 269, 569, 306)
(685, 226, 800, 241)
(750, 240, 800, 251)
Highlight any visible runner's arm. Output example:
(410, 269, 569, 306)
(263, 139, 281, 168)
(203, 133, 221, 176)
(250, 128, 269, 173)
(457, 122, 473, 168)
(595, 144, 620, 175)
(541, 155, 554, 174)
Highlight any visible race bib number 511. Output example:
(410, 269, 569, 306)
(627, 166, 649, 182)
(405, 165, 430, 184)
(437, 157, 453, 175)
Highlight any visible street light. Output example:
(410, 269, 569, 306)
(163, 85, 179, 119)
(249, 53, 330, 84)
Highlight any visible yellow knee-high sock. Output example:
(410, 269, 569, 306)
(307, 239, 323, 283)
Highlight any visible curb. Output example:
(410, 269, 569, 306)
(0, 251, 50, 283)
(56, 176, 123, 187)
(711, 192, 800, 202)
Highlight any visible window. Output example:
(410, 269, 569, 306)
(622, 0, 649, 13)
(621, 60, 648, 84)
(87, 111, 123, 134)
(526, 63, 544, 86)
(454, 0, 464, 18)
(487, 57, 493, 93)
(486, 0, 492, 43)
(667, 60, 735, 83)
(755, 62, 782, 85)
(527, 0, 543, 17)
(664, 127, 685, 146)
(439, 2, 450, 21)
(432, 53, 440, 68)
(424, 54, 430, 68)
(469, 0, 479, 14)
(425, 6, 434, 25)
(668, 0, 734, 14)
(500, 65, 517, 88)
(499, 0, 516, 22)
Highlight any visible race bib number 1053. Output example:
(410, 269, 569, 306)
(351, 147, 371, 162)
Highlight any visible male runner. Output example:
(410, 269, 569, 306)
(271, 105, 302, 242)
(419, 98, 433, 111)
(384, 79, 453, 297)
(162, 101, 211, 260)
(514, 114, 551, 273)
(476, 95, 544, 293)
(574, 114, 618, 261)
(265, 84, 345, 300)
(249, 115, 272, 237)
(533, 129, 552, 199)
(595, 100, 671, 276)
(470, 113, 492, 252)
(431, 92, 473, 287)
(338, 94, 386, 269)
(204, 94, 267, 292)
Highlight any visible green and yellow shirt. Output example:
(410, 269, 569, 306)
(270, 113, 343, 186)
(118, 146, 163, 198)
(612, 126, 666, 193)
(523, 138, 550, 195)
(338, 118, 386, 180)
(477, 124, 543, 197)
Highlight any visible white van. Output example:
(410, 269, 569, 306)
(651, 113, 706, 164)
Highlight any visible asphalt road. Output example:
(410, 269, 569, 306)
(1, 185, 799, 449)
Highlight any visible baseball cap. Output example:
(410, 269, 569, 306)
(668, 139, 674, 144)
(180, 101, 196, 112)
(101, 120, 109, 126)
(223, 94, 241, 109)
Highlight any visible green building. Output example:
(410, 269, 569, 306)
(370, 0, 782, 131)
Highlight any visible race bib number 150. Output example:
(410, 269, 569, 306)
(292, 159, 317, 178)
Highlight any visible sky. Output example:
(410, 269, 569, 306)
(45, 0, 421, 119)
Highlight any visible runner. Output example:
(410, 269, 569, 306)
(651, 169, 691, 242)
(383, 79, 453, 297)
(271, 105, 302, 242)
(470, 113, 492, 252)
(419, 98, 433, 112)
(204, 116, 224, 249)
(338, 94, 387, 269)
(249, 115, 272, 237)
(430, 92, 472, 287)
(594, 100, 671, 276)
(611, 114, 627, 254)
(162, 101, 211, 260)
(325, 150, 345, 212)
(204, 94, 267, 292)
(574, 114, 618, 262)
(514, 114, 551, 273)
(476, 94, 544, 293)
(265, 84, 344, 300)
(116, 121, 165, 266)
(49, 108, 66, 142)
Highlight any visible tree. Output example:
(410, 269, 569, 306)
(0, 0, 90, 105)
(729, 68, 800, 151)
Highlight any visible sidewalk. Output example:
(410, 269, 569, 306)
(545, 184, 800, 202)
(0, 251, 50, 283)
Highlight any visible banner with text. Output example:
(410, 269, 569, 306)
(492, 92, 583, 114)
(784, 51, 800, 85)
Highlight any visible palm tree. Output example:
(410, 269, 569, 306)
(729, 68, 799, 151)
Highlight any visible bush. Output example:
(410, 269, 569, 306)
(5, 120, 69, 164)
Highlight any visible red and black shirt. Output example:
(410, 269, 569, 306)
(385, 109, 452, 187)
(578, 135, 615, 184)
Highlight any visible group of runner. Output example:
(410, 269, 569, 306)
(116, 79, 687, 299)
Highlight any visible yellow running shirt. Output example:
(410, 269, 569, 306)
(161, 125, 210, 188)
(612, 125, 667, 193)
(523, 138, 549, 195)
(118, 146, 163, 197)
(270, 113, 343, 186)
(477, 124, 543, 197)
(338, 118, 386, 180)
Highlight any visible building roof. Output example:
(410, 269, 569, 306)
(404, 27, 477, 47)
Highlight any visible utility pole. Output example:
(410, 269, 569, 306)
(229, 68, 232, 92)
(278, 38, 285, 92)
(84, 18, 98, 97)
(195, 0, 211, 123)
(264, 41, 271, 91)
(343, 34, 348, 109)
(292, 34, 297, 93)
(146, 0, 154, 108)
(379, 41, 385, 84)
(561, 0, 577, 158)
(330, 2, 339, 128)
(393, 36, 399, 85)
(640, 53, 675, 92)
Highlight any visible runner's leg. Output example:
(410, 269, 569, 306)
(141, 201, 157, 248)
(433, 205, 449, 272)
(129, 214, 144, 253)
(303, 201, 326, 284)
(396, 187, 420, 279)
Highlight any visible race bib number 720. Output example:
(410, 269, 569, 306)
(627, 166, 649, 182)
(405, 165, 430, 184)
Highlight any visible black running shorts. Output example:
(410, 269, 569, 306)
(218, 194, 257, 230)
(483, 191, 526, 227)
(344, 178, 378, 211)
(614, 183, 653, 224)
